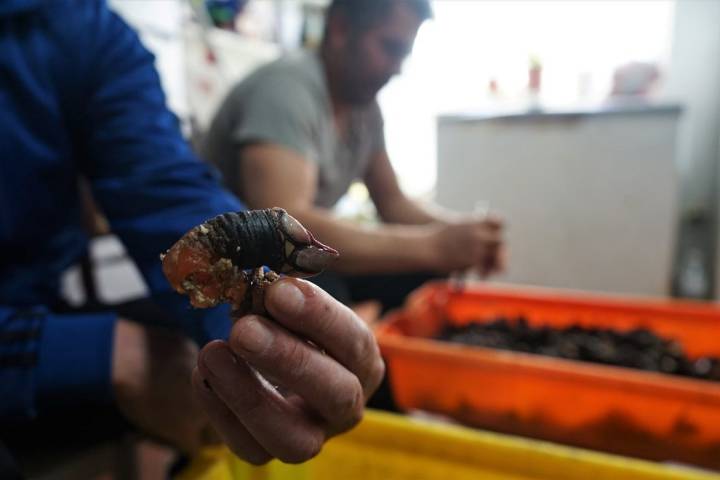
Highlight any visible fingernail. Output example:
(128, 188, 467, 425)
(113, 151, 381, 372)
(270, 281, 305, 316)
(203, 346, 234, 375)
(236, 317, 273, 353)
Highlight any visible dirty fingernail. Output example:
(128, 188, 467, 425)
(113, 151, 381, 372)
(237, 317, 273, 354)
(270, 281, 305, 315)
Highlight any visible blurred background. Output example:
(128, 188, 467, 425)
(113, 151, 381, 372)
(86, 0, 720, 308)
(20, 0, 719, 479)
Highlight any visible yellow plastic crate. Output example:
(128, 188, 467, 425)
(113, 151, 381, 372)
(177, 410, 720, 480)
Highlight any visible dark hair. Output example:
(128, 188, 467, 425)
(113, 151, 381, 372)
(326, 0, 433, 33)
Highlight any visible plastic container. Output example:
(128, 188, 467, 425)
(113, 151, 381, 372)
(177, 409, 718, 480)
(375, 282, 720, 470)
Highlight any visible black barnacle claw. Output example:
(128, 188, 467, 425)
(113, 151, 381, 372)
(274, 208, 339, 277)
(200, 207, 338, 278)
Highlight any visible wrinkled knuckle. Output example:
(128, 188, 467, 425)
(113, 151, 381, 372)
(286, 341, 313, 382)
(347, 389, 365, 428)
(331, 378, 364, 424)
(229, 322, 273, 358)
(367, 358, 386, 393)
(312, 285, 356, 330)
(226, 381, 265, 416)
(312, 293, 342, 332)
(304, 437, 324, 461)
(362, 339, 383, 377)
(242, 452, 272, 466)
(347, 404, 365, 430)
(228, 329, 244, 355)
(348, 340, 368, 370)
(227, 443, 272, 466)
(349, 326, 375, 367)
(279, 435, 323, 464)
(301, 284, 325, 316)
(312, 307, 334, 334)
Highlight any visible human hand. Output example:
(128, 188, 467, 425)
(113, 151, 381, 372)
(429, 214, 505, 276)
(112, 319, 217, 454)
(192, 278, 385, 464)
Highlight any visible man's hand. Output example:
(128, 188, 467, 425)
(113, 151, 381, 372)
(112, 319, 216, 454)
(192, 278, 385, 465)
(429, 214, 505, 276)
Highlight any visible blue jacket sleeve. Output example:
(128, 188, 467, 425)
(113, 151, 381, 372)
(2, 1, 241, 422)
(0, 306, 116, 420)
(76, 2, 242, 343)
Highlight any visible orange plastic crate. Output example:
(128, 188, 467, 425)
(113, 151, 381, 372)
(376, 282, 720, 470)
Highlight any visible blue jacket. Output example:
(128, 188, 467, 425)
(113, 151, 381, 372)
(0, 0, 242, 421)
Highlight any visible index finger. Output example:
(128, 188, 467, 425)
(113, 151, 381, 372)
(263, 278, 384, 393)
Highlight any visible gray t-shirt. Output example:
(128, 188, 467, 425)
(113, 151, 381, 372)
(201, 50, 386, 208)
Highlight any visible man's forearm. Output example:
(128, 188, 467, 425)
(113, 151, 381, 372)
(365, 150, 461, 226)
(285, 206, 439, 274)
(376, 193, 463, 226)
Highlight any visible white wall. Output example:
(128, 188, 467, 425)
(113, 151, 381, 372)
(657, 0, 720, 298)
(109, 0, 188, 120)
(437, 109, 680, 297)
(108, 1, 280, 134)
(379, 1, 675, 198)
(183, 26, 278, 132)
(661, 0, 720, 212)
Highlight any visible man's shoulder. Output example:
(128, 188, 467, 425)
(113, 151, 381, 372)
(236, 50, 324, 101)
(260, 50, 321, 78)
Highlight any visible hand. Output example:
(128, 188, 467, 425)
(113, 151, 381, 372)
(112, 319, 216, 454)
(429, 214, 505, 275)
(192, 278, 385, 464)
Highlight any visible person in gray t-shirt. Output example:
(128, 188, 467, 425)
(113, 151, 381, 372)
(204, 49, 385, 210)
(202, 0, 505, 312)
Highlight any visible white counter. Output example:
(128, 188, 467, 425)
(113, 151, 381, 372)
(436, 103, 682, 297)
